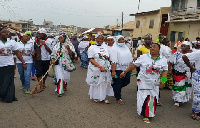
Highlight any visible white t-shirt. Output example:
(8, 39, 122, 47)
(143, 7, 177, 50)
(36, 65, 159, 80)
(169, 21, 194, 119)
(0, 40, 18, 67)
(41, 38, 53, 60)
(16, 41, 34, 63)
(186, 50, 200, 70)
(134, 53, 168, 89)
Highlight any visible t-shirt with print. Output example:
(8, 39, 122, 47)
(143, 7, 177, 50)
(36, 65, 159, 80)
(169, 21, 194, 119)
(16, 41, 34, 63)
(134, 53, 168, 89)
(0, 40, 18, 67)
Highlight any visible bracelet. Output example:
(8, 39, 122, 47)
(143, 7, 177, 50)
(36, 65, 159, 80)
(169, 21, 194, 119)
(99, 66, 102, 70)
(161, 77, 167, 83)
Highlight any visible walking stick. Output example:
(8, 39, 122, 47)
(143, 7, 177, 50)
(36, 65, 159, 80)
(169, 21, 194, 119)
(30, 49, 64, 95)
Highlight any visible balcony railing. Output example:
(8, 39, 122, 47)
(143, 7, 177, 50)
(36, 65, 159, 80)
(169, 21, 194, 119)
(171, 7, 200, 21)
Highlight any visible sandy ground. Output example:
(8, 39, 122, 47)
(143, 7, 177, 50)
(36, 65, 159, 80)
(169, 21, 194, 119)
(0, 61, 200, 128)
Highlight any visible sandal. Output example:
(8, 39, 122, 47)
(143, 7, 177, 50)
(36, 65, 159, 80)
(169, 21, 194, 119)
(143, 118, 150, 123)
(157, 102, 162, 106)
(117, 99, 125, 105)
(102, 100, 110, 104)
(58, 94, 62, 97)
(174, 103, 179, 107)
(195, 116, 200, 121)
(92, 99, 101, 103)
(25, 91, 30, 94)
(19, 87, 25, 90)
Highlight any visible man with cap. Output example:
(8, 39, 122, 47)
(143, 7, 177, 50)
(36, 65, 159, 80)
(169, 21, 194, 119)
(32, 28, 52, 92)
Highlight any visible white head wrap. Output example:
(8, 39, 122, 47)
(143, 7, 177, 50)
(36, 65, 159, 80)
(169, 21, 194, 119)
(182, 41, 190, 46)
(110, 35, 133, 65)
(38, 28, 47, 35)
(95, 33, 103, 39)
(182, 41, 192, 50)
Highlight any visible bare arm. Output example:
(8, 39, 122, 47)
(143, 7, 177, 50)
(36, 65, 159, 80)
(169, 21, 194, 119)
(182, 55, 195, 73)
(168, 62, 172, 75)
(111, 63, 116, 78)
(137, 50, 142, 58)
(120, 64, 137, 78)
(14, 50, 27, 70)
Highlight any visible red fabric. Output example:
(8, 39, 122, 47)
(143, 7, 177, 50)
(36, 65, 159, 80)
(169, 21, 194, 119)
(63, 80, 65, 91)
(145, 96, 150, 117)
(173, 75, 186, 82)
(153, 97, 156, 114)
(57, 79, 61, 94)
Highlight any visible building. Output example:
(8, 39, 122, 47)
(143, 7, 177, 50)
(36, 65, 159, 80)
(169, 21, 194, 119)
(167, 0, 200, 42)
(6, 20, 33, 32)
(130, 7, 171, 41)
(43, 19, 53, 28)
(107, 21, 134, 37)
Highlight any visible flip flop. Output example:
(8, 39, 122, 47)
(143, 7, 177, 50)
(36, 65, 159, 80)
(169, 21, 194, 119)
(19, 87, 24, 90)
(25, 91, 30, 94)
(143, 118, 150, 123)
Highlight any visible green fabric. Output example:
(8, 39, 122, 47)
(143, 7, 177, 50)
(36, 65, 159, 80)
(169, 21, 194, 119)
(1, 41, 7, 44)
(185, 82, 192, 87)
(149, 96, 154, 117)
(172, 85, 186, 92)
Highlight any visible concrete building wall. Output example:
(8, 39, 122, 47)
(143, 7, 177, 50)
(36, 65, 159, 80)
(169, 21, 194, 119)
(133, 13, 161, 41)
(186, 0, 197, 8)
(167, 21, 200, 42)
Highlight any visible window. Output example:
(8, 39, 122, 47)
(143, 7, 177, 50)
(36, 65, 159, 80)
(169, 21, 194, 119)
(22, 24, 27, 28)
(198, 0, 200, 7)
(177, 32, 183, 41)
(15, 24, 20, 27)
(172, 0, 186, 11)
(149, 19, 154, 28)
(170, 31, 176, 42)
(136, 20, 140, 28)
(9, 24, 12, 27)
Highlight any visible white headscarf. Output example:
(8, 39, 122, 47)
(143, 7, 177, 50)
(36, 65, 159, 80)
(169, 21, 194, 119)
(182, 41, 192, 50)
(182, 41, 190, 46)
(110, 35, 133, 65)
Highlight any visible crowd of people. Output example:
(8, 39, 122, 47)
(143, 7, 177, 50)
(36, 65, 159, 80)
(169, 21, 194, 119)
(0, 27, 200, 123)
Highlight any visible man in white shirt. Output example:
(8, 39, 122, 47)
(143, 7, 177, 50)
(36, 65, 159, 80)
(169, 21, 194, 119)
(32, 28, 52, 92)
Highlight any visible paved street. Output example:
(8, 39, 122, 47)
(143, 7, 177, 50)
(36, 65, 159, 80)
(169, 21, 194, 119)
(0, 61, 200, 128)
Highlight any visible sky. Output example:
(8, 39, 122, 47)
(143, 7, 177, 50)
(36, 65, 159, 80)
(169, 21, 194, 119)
(0, 0, 171, 28)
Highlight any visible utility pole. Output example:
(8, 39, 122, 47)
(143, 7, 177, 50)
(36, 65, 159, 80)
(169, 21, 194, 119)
(122, 12, 124, 29)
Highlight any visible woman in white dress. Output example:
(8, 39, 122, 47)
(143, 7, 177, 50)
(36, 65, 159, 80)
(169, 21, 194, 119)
(168, 41, 193, 107)
(86, 34, 114, 104)
(51, 33, 76, 97)
(120, 43, 168, 123)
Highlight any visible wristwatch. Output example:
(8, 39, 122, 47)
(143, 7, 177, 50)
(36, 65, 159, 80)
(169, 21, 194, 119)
(123, 71, 127, 75)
